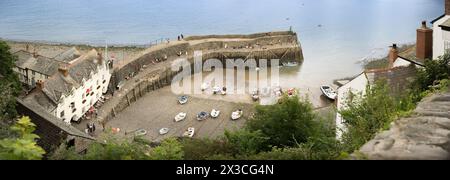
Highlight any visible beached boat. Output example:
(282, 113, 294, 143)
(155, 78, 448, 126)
(282, 61, 299, 67)
(320, 85, 337, 100)
(183, 127, 195, 138)
(221, 87, 227, 95)
(231, 110, 243, 120)
(135, 129, 147, 137)
(251, 89, 260, 101)
(174, 112, 187, 122)
(159, 128, 169, 135)
(211, 109, 220, 118)
(212, 86, 221, 94)
(201, 82, 210, 91)
(197, 111, 209, 121)
(178, 95, 188, 104)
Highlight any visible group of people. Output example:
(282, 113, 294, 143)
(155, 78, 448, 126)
(177, 34, 185, 41)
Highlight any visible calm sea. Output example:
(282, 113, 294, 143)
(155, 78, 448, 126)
(0, 0, 444, 100)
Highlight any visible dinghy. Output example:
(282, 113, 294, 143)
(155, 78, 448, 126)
(320, 85, 337, 100)
(201, 82, 210, 91)
(221, 87, 227, 95)
(211, 109, 220, 118)
(231, 109, 243, 120)
(135, 129, 147, 137)
(183, 127, 195, 138)
(251, 89, 260, 101)
(174, 112, 187, 122)
(282, 61, 299, 67)
(197, 112, 209, 121)
(178, 95, 188, 105)
(212, 86, 221, 94)
(159, 128, 169, 135)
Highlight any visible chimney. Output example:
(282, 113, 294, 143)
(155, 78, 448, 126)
(446, 0, 450, 15)
(97, 52, 103, 65)
(58, 66, 69, 77)
(416, 21, 433, 60)
(388, 44, 398, 68)
(36, 80, 44, 90)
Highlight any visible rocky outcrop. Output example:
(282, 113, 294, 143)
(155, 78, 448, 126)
(359, 90, 450, 160)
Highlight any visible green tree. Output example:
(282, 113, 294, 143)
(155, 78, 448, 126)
(224, 129, 268, 155)
(148, 138, 184, 160)
(246, 95, 317, 149)
(0, 40, 21, 96)
(414, 53, 450, 91)
(0, 116, 45, 160)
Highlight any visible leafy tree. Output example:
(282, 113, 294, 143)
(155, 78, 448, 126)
(414, 53, 450, 91)
(224, 129, 268, 155)
(246, 95, 317, 149)
(0, 40, 21, 96)
(0, 116, 45, 160)
(148, 138, 184, 160)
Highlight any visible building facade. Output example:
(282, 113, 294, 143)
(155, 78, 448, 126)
(432, 0, 450, 59)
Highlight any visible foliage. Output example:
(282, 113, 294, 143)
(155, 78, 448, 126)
(245, 95, 317, 149)
(0, 40, 21, 96)
(414, 53, 450, 92)
(181, 138, 237, 160)
(224, 129, 269, 155)
(0, 116, 45, 160)
(148, 138, 184, 160)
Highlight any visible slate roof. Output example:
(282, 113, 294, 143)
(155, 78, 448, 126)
(28, 49, 102, 109)
(14, 50, 66, 76)
(53, 47, 82, 63)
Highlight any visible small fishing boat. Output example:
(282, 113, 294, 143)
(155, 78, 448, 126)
(221, 87, 227, 95)
(135, 129, 147, 137)
(183, 127, 195, 138)
(159, 128, 169, 135)
(212, 86, 221, 94)
(197, 112, 209, 121)
(174, 112, 187, 122)
(201, 82, 209, 91)
(231, 109, 243, 120)
(178, 95, 188, 104)
(251, 89, 260, 101)
(320, 85, 337, 100)
(282, 61, 299, 67)
(211, 109, 220, 118)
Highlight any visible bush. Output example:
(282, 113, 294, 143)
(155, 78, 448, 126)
(245, 95, 317, 149)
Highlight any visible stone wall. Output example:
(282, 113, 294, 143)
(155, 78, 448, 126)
(16, 99, 94, 155)
(357, 90, 450, 160)
(183, 31, 295, 41)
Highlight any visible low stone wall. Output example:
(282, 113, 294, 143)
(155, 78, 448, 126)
(183, 31, 295, 41)
(357, 90, 450, 160)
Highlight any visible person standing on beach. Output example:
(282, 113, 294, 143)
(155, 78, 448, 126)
(181, 34, 184, 39)
(178, 36, 180, 41)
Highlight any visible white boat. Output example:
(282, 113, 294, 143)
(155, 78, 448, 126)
(282, 61, 299, 67)
(174, 112, 187, 122)
(211, 109, 220, 118)
(251, 89, 260, 101)
(320, 85, 337, 100)
(183, 127, 195, 138)
(197, 112, 209, 121)
(212, 86, 221, 94)
(159, 128, 169, 135)
(178, 96, 188, 104)
(201, 83, 210, 91)
(231, 110, 243, 120)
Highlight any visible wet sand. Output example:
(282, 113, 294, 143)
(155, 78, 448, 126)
(107, 86, 254, 142)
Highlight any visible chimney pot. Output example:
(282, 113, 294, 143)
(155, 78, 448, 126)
(416, 21, 433, 60)
(388, 44, 398, 68)
(36, 80, 44, 90)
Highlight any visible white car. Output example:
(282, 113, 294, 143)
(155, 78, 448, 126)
(183, 127, 195, 138)
(175, 112, 187, 122)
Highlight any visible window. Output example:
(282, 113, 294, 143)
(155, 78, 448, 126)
(82, 99, 86, 104)
(60, 111, 65, 118)
(103, 80, 107, 84)
(70, 102, 75, 108)
(445, 41, 450, 53)
(97, 85, 101, 90)
(72, 108, 77, 113)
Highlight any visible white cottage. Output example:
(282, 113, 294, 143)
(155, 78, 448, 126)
(432, 0, 450, 60)
(24, 49, 112, 124)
